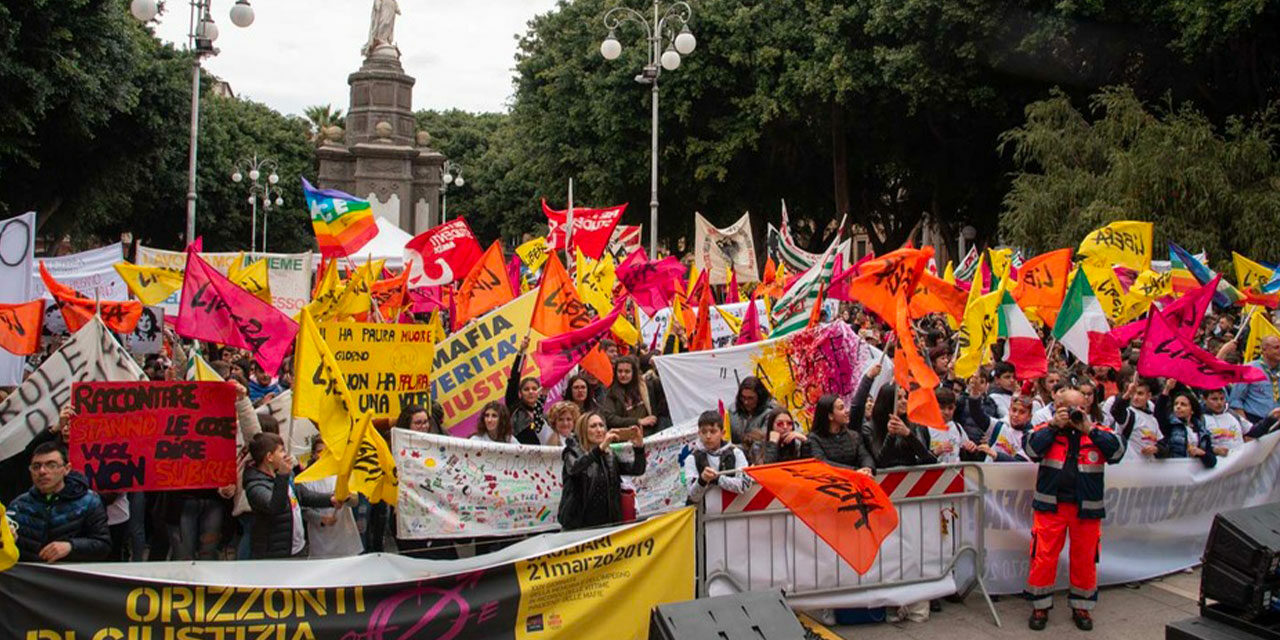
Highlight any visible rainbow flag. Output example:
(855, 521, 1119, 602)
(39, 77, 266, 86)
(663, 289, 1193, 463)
(1169, 243, 1242, 308)
(302, 177, 378, 258)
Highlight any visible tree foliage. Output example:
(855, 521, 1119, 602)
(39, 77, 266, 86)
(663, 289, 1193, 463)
(999, 86, 1280, 268)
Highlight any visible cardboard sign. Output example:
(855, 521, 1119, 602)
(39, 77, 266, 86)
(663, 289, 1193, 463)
(69, 381, 237, 492)
(316, 322, 435, 419)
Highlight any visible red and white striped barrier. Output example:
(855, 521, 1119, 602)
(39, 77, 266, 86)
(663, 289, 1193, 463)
(709, 466, 972, 515)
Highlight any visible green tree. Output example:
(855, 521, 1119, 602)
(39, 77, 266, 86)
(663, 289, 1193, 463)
(303, 104, 345, 147)
(414, 109, 509, 239)
(999, 86, 1280, 268)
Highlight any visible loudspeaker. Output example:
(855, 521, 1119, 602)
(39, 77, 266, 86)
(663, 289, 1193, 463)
(649, 590, 806, 640)
(1167, 616, 1264, 640)
(1203, 503, 1280, 621)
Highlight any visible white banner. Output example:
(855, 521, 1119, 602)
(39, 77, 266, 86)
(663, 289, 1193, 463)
(259, 389, 318, 459)
(638, 299, 838, 353)
(135, 246, 314, 315)
(393, 421, 698, 538)
(0, 316, 146, 461)
(0, 212, 35, 385)
(32, 243, 128, 301)
(694, 212, 759, 284)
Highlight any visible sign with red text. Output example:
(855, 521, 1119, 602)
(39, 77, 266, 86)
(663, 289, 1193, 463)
(69, 381, 237, 492)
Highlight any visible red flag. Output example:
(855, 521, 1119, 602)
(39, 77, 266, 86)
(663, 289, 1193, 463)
(533, 306, 622, 387)
(736, 296, 764, 345)
(532, 253, 593, 336)
(726, 268, 741, 304)
(615, 250, 685, 316)
(0, 299, 44, 355)
(454, 242, 515, 329)
(745, 460, 898, 575)
(804, 283, 826, 331)
(404, 217, 484, 289)
(1137, 307, 1265, 389)
(543, 200, 627, 259)
(506, 255, 523, 298)
(40, 262, 142, 334)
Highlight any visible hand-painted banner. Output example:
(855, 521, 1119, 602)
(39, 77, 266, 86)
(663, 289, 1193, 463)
(31, 243, 129, 302)
(316, 322, 435, 419)
(0, 316, 146, 462)
(654, 322, 876, 431)
(135, 246, 315, 315)
(403, 217, 484, 289)
(0, 213, 35, 386)
(693, 212, 759, 284)
(69, 381, 237, 492)
(432, 292, 546, 437)
(394, 422, 698, 538)
(177, 249, 300, 374)
(0, 507, 696, 640)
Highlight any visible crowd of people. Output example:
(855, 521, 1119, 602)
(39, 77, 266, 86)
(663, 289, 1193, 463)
(3, 297, 1279, 632)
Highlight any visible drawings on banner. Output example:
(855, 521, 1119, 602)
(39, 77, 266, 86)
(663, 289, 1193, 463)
(124, 307, 164, 355)
(694, 212, 759, 284)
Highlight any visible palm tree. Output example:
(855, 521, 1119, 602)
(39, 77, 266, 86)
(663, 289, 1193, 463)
(303, 104, 345, 146)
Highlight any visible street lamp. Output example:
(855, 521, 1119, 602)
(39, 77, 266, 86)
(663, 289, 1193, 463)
(130, 0, 257, 245)
(231, 155, 282, 253)
(600, 1, 695, 257)
(439, 160, 464, 223)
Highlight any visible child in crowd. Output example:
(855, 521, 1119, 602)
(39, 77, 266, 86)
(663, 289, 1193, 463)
(684, 410, 751, 505)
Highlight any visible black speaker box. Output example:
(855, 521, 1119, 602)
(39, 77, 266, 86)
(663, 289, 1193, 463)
(1205, 504, 1280, 583)
(1203, 560, 1279, 621)
(649, 589, 806, 640)
(1168, 616, 1267, 640)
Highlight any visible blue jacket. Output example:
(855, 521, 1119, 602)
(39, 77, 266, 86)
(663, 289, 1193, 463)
(1025, 423, 1125, 519)
(1154, 395, 1218, 468)
(7, 471, 111, 562)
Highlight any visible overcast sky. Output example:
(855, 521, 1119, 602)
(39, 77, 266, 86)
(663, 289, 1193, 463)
(153, 0, 562, 117)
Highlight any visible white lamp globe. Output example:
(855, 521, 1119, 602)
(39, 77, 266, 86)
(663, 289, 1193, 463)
(661, 48, 681, 71)
(267, 172, 279, 185)
(229, 0, 255, 28)
(199, 17, 219, 42)
(674, 27, 696, 55)
(232, 171, 243, 183)
(275, 197, 284, 206)
(601, 36, 622, 61)
(130, 0, 159, 22)
(248, 169, 260, 181)
(455, 176, 465, 187)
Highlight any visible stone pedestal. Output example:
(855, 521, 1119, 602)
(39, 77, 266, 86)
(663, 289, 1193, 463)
(315, 50, 446, 234)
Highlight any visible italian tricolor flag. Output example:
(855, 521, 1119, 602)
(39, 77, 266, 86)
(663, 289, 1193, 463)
(1052, 268, 1122, 368)
(998, 290, 1047, 379)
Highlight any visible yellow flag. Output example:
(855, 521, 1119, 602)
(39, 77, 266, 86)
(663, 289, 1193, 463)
(1112, 270, 1172, 325)
(425, 311, 448, 343)
(329, 260, 384, 320)
(715, 305, 744, 335)
(114, 263, 184, 305)
(954, 285, 1003, 379)
(942, 261, 956, 285)
(1081, 262, 1126, 325)
(1234, 252, 1274, 293)
(1078, 220, 1153, 272)
(573, 246, 594, 287)
(578, 253, 641, 345)
(305, 259, 342, 319)
(0, 501, 16, 572)
(228, 253, 272, 305)
(295, 411, 399, 505)
(987, 248, 1013, 282)
(1244, 311, 1280, 362)
(516, 237, 551, 273)
(292, 309, 359, 460)
(186, 352, 224, 382)
(685, 264, 701, 297)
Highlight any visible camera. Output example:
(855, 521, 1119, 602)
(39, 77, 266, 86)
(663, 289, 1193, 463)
(1068, 409, 1085, 423)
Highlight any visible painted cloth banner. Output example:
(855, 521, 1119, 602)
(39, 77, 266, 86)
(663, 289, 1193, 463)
(0, 507, 695, 640)
(655, 321, 876, 430)
(694, 212, 759, 284)
(394, 422, 698, 538)
(432, 292, 546, 437)
(31, 243, 128, 301)
(0, 316, 146, 462)
(982, 434, 1280, 595)
(638, 300, 810, 352)
(135, 246, 315, 316)
(69, 381, 237, 492)
(0, 212, 36, 386)
(317, 322, 435, 419)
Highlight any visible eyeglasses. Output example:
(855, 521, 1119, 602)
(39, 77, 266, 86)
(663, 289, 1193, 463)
(29, 462, 65, 472)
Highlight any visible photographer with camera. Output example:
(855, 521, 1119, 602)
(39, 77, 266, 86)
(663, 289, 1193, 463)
(1022, 389, 1125, 632)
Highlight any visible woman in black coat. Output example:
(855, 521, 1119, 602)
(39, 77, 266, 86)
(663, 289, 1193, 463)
(808, 394, 876, 474)
(867, 383, 938, 469)
(759, 408, 811, 464)
(558, 412, 647, 530)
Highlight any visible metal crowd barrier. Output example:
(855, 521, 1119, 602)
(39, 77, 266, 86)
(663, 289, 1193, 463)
(696, 462, 1002, 627)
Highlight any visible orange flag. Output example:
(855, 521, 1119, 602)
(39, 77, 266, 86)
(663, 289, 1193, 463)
(1012, 248, 1073, 326)
(39, 262, 142, 334)
(846, 248, 931, 324)
(454, 242, 514, 328)
(690, 285, 713, 351)
(909, 271, 967, 324)
(581, 347, 614, 386)
(745, 459, 898, 575)
(0, 299, 45, 355)
(532, 253, 594, 336)
(805, 283, 826, 331)
(369, 269, 410, 320)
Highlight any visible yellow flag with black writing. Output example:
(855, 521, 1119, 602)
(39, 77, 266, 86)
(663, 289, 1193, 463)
(516, 236, 551, 273)
(326, 259, 385, 321)
(292, 309, 360, 459)
(1244, 311, 1280, 363)
(954, 284, 1003, 379)
(296, 410, 398, 505)
(0, 501, 17, 572)
(715, 305, 744, 336)
(1081, 262, 1126, 325)
(1078, 220, 1153, 272)
(1113, 269, 1172, 325)
(114, 263, 184, 305)
(227, 253, 272, 305)
(578, 253, 641, 345)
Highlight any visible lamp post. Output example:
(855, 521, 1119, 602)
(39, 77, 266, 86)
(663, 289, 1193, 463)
(231, 155, 281, 253)
(600, 1, 696, 257)
(131, 0, 257, 245)
(439, 160, 464, 223)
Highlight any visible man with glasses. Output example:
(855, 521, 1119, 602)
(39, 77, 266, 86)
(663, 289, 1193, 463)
(1225, 335, 1280, 424)
(7, 442, 110, 563)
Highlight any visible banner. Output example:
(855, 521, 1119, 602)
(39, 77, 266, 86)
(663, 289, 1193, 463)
(0, 316, 147, 461)
(69, 381, 237, 492)
(432, 292, 545, 437)
(317, 322, 435, 418)
(607, 224, 642, 260)
(0, 507, 695, 640)
(0, 212, 35, 386)
(693, 212, 759, 284)
(654, 320, 875, 430)
(637, 300, 780, 352)
(395, 422, 698, 538)
(31, 243, 128, 302)
(136, 246, 315, 315)
(124, 306, 165, 355)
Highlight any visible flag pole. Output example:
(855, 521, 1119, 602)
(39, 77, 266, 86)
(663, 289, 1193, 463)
(565, 178, 575, 272)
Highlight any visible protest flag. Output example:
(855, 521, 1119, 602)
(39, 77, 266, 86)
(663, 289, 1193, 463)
(369, 269, 410, 319)
(999, 289, 1047, 380)
(745, 459, 898, 575)
(1244, 311, 1280, 362)
(40, 262, 142, 334)
(455, 242, 515, 329)
(301, 177, 378, 259)
(953, 287, 1003, 380)
(1137, 308, 1265, 388)
(690, 285, 714, 351)
(543, 200, 626, 259)
(176, 249, 298, 374)
(726, 267, 741, 304)
(1110, 274, 1217, 346)
(615, 250, 686, 317)
(0, 300, 44, 356)
(1011, 248, 1072, 326)
(1052, 267, 1122, 368)
(771, 223, 843, 337)
(532, 253, 593, 337)
(1078, 220, 1153, 272)
(909, 271, 967, 326)
(227, 254, 272, 305)
(736, 296, 764, 345)
(1170, 243, 1243, 307)
(404, 217, 484, 289)
(714, 305, 744, 337)
(114, 263, 184, 306)
(0, 501, 18, 572)
(534, 306, 622, 388)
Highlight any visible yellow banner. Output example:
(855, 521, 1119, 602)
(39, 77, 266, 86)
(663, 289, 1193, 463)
(1245, 311, 1280, 362)
(317, 321, 435, 419)
(954, 288, 1003, 379)
(514, 507, 695, 639)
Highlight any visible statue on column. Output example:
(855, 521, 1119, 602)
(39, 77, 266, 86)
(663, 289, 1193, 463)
(362, 0, 400, 58)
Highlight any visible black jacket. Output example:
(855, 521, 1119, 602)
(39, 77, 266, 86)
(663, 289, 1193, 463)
(558, 440, 646, 530)
(873, 424, 938, 469)
(242, 467, 332, 559)
(8, 471, 110, 562)
(809, 429, 877, 471)
(505, 353, 546, 445)
(762, 437, 812, 464)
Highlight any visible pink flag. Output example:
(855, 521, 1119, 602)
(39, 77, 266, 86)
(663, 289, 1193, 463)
(616, 249, 685, 316)
(1111, 275, 1218, 345)
(506, 255, 523, 298)
(409, 285, 448, 313)
(533, 305, 622, 388)
(177, 248, 300, 373)
(736, 296, 764, 345)
(1137, 307, 1265, 389)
